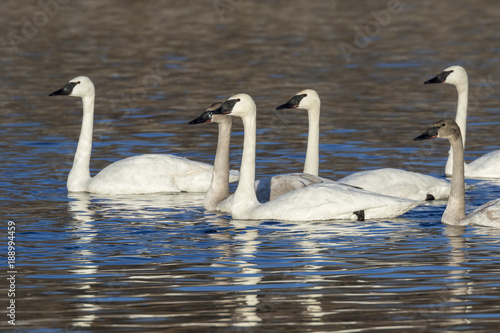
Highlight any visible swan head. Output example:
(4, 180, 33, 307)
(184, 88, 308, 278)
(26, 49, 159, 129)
(189, 102, 230, 125)
(211, 93, 256, 118)
(414, 118, 461, 141)
(424, 65, 468, 87)
(49, 76, 95, 98)
(276, 89, 320, 111)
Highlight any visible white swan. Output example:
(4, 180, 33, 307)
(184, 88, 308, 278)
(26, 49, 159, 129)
(424, 65, 500, 178)
(415, 119, 500, 227)
(277, 89, 450, 201)
(49, 76, 239, 194)
(210, 93, 420, 221)
(188, 105, 330, 212)
(276, 89, 321, 176)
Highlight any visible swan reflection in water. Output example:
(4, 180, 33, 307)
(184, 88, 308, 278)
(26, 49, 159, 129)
(66, 186, 500, 330)
(66, 192, 100, 329)
(66, 191, 205, 328)
(202, 218, 413, 327)
(69, 191, 205, 220)
(207, 218, 500, 329)
(426, 224, 500, 328)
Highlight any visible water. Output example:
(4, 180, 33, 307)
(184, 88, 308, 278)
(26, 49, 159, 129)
(2, 0, 500, 332)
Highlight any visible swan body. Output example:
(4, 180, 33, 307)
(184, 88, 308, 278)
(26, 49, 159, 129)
(339, 168, 450, 201)
(255, 173, 332, 202)
(211, 93, 420, 221)
(233, 182, 420, 221)
(463, 198, 500, 227)
(87, 154, 219, 194)
(266, 173, 334, 199)
(466, 150, 500, 177)
(277, 89, 450, 201)
(50, 76, 238, 194)
(424, 65, 500, 178)
(415, 119, 500, 226)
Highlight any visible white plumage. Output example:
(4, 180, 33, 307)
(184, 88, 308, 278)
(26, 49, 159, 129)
(211, 93, 420, 221)
(50, 76, 238, 194)
(424, 65, 500, 178)
(277, 89, 450, 201)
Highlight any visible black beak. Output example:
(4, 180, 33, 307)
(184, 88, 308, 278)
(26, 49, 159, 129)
(212, 98, 240, 115)
(414, 126, 440, 141)
(276, 94, 307, 110)
(189, 110, 213, 125)
(424, 70, 453, 85)
(49, 81, 79, 96)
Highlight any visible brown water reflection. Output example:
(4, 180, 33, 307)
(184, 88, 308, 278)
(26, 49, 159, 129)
(2, 0, 500, 332)
(3, 1, 500, 178)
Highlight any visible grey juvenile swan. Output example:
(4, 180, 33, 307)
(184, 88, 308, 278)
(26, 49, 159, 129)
(189, 104, 327, 212)
(206, 93, 419, 221)
(415, 118, 500, 227)
(189, 103, 233, 211)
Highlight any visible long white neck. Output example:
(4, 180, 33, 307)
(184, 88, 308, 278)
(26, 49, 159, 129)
(67, 95, 94, 192)
(442, 131, 466, 225)
(204, 119, 232, 210)
(303, 104, 320, 176)
(231, 112, 259, 214)
(445, 81, 468, 175)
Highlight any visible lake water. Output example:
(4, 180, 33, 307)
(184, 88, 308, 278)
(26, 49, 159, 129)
(2, 0, 500, 332)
